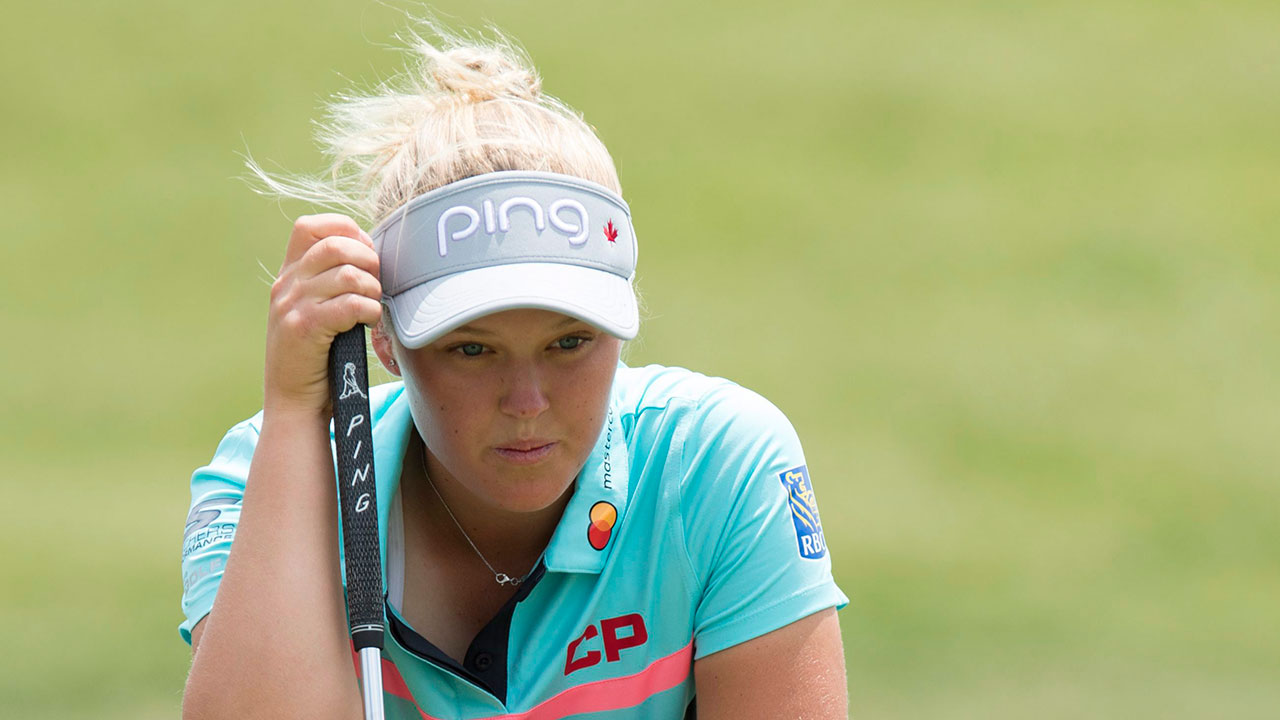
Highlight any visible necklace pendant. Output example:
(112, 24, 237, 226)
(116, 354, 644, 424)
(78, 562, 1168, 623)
(495, 573, 521, 587)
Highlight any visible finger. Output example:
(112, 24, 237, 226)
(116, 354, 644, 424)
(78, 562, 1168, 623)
(294, 235, 380, 281)
(283, 214, 374, 267)
(313, 293, 385, 336)
(300, 263, 383, 306)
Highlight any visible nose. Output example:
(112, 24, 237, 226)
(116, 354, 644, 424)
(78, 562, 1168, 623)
(499, 362, 550, 420)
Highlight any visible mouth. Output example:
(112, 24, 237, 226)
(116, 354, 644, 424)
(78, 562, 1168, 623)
(493, 441, 557, 465)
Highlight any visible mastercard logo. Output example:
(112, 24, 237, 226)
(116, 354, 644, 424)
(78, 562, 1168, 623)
(587, 501, 617, 551)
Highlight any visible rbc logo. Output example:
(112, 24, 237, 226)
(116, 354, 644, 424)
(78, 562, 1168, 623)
(780, 466, 827, 559)
(564, 613, 648, 675)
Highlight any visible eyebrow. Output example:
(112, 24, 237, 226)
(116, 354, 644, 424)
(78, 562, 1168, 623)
(450, 315, 584, 337)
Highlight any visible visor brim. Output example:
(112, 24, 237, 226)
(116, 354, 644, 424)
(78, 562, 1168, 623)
(387, 263, 639, 349)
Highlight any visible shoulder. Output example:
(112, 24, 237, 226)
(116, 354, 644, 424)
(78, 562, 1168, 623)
(621, 366, 830, 616)
(612, 362, 731, 412)
(613, 362, 800, 460)
(612, 362, 791, 423)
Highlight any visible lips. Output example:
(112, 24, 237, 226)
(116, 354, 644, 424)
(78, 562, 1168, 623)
(494, 440, 557, 465)
(499, 439, 556, 452)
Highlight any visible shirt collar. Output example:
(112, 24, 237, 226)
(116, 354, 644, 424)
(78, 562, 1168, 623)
(543, 394, 630, 574)
(371, 384, 414, 576)
(369, 381, 630, 577)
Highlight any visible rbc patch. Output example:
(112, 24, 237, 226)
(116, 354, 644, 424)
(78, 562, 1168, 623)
(779, 465, 827, 559)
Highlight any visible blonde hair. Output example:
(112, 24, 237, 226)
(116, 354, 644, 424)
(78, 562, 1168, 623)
(244, 17, 622, 227)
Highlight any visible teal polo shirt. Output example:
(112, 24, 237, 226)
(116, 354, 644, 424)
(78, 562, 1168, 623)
(181, 362, 848, 719)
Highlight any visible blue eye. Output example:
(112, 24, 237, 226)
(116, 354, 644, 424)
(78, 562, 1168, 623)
(457, 343, 485, 357)
(557, 336, 588, 350)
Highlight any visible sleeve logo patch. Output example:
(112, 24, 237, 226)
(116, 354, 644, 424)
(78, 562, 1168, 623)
(780, 465, 827, 559)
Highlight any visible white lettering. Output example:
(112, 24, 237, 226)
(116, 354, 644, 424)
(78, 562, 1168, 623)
(345, 414, 365, 438)
(355, 493, 371, 513)
(437, 206, 480, 256)
(499, 197, 546, 233)
(351, 462, 370, 487)
(351, 440, 362, 459)
(435, 197, 598, 256)
(601, 407, 614, 489)
(549, 199, 589, 245)
(483, 199, 497, 233)
(799, 533, 826, 556)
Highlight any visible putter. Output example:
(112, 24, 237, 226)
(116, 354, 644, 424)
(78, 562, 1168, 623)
(329, 325, 385, 720)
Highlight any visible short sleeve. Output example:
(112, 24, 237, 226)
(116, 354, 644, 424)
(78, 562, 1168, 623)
(178, 414, 260, 645)
(678, 383, 847, 659)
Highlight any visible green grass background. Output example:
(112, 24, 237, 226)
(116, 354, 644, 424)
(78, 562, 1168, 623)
(2, 0, 1277, 717)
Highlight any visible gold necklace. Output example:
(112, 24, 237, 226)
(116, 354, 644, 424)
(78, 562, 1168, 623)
(419, 443, 533, 587)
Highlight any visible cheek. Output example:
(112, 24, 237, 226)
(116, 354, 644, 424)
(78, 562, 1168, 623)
(403, 367, 487, 451)
(564, 341, 622, 437)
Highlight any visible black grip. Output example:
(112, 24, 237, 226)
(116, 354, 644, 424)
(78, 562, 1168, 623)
(328, 325, 385, 651)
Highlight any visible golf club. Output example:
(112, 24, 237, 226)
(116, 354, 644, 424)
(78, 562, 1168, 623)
(329, 324, 385, 720)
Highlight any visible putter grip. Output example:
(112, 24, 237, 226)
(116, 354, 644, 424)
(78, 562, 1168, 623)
(328, 325, 385, 652)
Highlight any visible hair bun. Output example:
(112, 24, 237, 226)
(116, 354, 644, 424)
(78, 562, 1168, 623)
(241, 17, 620, 224)
(432, 46, 542, 103)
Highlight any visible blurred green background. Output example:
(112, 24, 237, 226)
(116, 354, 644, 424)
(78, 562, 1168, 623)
(3, 0, 1277, 717)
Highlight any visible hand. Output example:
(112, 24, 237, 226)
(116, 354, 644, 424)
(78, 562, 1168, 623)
(264, 214, 383, 415)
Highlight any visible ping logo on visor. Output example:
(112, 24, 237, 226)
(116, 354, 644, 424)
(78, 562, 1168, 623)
(373, 171, 637, 297)
(779, 465, 827, 560)
(436, 196, 591, 255)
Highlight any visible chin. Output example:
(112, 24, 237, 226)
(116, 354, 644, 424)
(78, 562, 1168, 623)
(488, 468, 577, 513)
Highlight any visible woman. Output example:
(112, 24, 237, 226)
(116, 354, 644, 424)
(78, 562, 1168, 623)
(180, 20, 848, 720)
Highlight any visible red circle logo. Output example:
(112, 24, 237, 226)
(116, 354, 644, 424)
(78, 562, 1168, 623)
(587, 501, 617, 551)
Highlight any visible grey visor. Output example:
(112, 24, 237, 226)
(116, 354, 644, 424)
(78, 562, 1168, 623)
(371, 171, 639, 348)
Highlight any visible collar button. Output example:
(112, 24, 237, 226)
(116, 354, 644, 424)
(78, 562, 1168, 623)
(471, 651, 494, 672)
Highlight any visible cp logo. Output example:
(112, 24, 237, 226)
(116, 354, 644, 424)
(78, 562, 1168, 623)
(564, 613, 648, 676)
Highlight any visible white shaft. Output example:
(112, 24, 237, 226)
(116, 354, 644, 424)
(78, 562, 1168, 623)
(359, 646, 385, 720)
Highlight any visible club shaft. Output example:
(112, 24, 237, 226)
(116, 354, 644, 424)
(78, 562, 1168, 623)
(360, 647, 386, 720)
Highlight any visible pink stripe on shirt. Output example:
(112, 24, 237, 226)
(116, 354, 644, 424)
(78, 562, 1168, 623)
(354, 641, 694, 719)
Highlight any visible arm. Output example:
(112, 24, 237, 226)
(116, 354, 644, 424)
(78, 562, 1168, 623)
(182, 215, 383, 720)
(676, 382, 850, 717)
(694, 608, 847, 720)
(182, 408, 362, 720)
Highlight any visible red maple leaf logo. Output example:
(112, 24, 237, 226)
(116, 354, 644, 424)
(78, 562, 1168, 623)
(604, 220, 618, 243)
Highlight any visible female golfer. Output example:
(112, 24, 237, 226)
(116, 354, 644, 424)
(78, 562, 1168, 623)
(180, 20, 847, 720)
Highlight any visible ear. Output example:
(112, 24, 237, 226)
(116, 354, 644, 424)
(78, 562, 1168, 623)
(370, 321, 401, 377)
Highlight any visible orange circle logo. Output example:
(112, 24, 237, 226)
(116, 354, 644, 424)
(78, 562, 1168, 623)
(587, 501, 617, 550)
